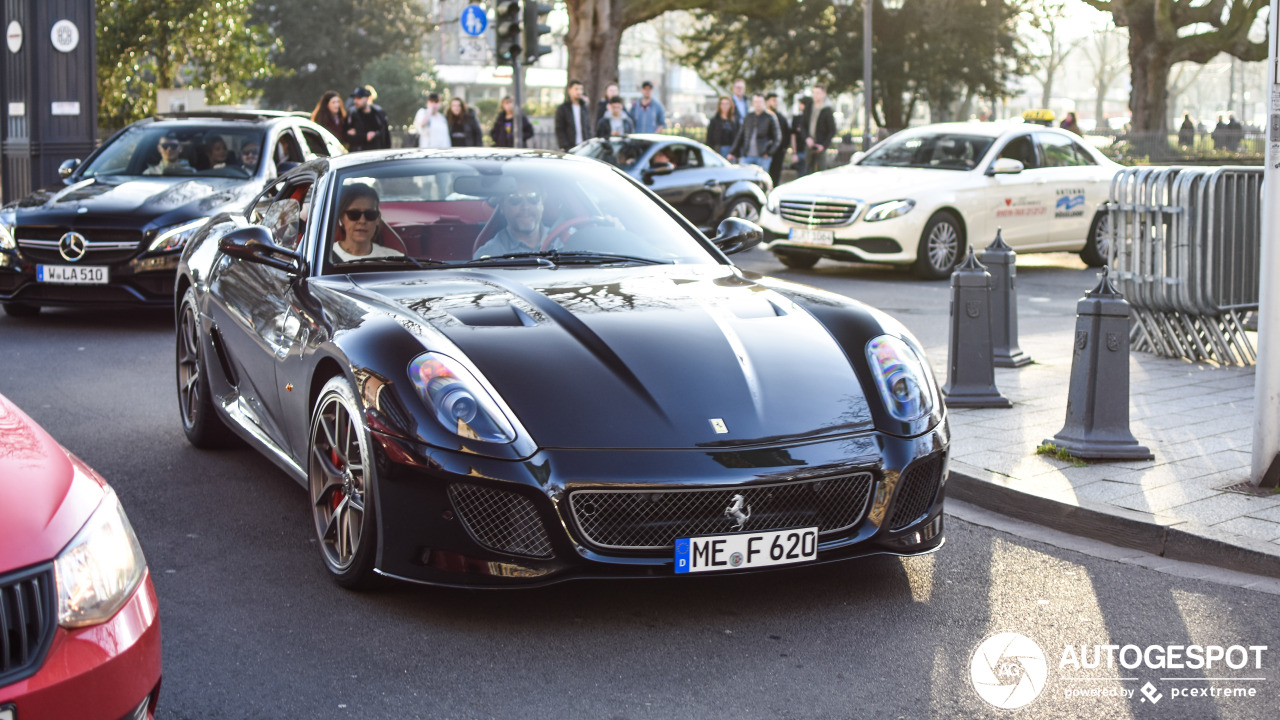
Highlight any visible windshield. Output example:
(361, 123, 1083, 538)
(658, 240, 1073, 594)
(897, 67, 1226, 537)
(859, 132, 995, 171)
(570, 138, 654, 171)
(323, 156, 714, 272)
(80, 124, 266, 179)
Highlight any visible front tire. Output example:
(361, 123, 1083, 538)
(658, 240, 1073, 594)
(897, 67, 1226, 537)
(2, 301, 40, 318)
(176, 288, 237, 448)
(1080, 211, 1110, 267)
(912, 211, 964, 279)
(309, 376, 380, 590)
(723, 197, 761, 224)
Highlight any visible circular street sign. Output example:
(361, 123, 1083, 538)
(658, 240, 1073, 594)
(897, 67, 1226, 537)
(460, 4, 488, 37)
(6, 21, 21, 54)
(50, 19, 79, 53)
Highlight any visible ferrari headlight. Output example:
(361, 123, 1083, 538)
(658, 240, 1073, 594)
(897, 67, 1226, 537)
(865, 334, 935, 422)
(55, 488, 147, 628)
(0, 209, 15, 250)
(409, 353, 515, 443)
(147, 218, 207, 253)
(864, 199, 915, 222)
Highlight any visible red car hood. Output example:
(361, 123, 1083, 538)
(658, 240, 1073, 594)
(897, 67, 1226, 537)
(0, 394, 106, 571)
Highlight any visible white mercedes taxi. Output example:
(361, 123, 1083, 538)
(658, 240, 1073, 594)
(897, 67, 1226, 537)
(759, 122, 1122, 278)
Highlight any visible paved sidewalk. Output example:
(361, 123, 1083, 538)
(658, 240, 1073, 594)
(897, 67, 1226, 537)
(926, 329, 1280, 579)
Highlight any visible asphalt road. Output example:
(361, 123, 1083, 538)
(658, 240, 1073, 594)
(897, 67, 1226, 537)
(3, 252, 1277, 719)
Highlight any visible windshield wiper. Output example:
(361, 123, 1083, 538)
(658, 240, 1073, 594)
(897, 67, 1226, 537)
(336, 255, 435, 269)
(464, 250, 669, 267)
(462, 252, 558, 267)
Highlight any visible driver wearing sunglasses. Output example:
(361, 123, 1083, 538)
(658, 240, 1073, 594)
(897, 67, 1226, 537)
(473, 181, 564, 259)
(143, 132, 195, 176)
(332, 183, 403, 262)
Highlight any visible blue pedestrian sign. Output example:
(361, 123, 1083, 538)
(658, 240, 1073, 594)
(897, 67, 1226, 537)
(461, 5, 488, 37)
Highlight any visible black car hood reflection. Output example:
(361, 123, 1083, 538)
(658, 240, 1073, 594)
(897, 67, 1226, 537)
(348, 265, 873, 450)
(12, 175, 260, 227)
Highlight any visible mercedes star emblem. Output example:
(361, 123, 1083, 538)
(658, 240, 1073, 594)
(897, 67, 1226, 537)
(58, 231, 88, 262)
(724, 493, 751, 531)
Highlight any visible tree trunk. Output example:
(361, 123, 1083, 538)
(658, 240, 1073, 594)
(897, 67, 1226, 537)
(1125, 13, 1173, 157)
(1094, 84, 1108, 131)
(1039, 69, 1054, 109)
(565, 0, 625, 109)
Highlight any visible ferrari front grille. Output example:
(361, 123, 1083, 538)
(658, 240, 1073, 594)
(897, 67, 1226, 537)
(569, 472, 874, 552)
(888, 455, 945, 531)
(0, 564, 57, 687)
(448, 484, 554, 559)
(778, 198, 861, 227)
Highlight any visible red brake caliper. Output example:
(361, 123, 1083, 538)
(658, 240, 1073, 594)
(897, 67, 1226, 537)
(330, 448, 345, 510)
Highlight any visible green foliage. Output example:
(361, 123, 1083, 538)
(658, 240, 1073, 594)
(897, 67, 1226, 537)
(472, 99, 502, 129)
(1035, 443, 1087, 467)
(679, 0, 1027, 128)
(97, 0, 279, 130)
(251, 0, 430, 112)
(359, 53, 436, 127)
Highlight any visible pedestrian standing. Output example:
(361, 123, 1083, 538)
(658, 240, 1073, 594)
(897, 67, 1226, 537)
(630, 80, 666, 134)
(1060, 111, 1081, 135)
(730, 78, 749, 122)
(1178, 114, 1195, 148)
(595, 81, 619, 125)
(728, 95, 779, 169)
(765, 92, 791, 186)
(413, 93, 452, 149)
(491, 96, 534, 147)
(793, 96, 812, 174)
(706, 97, 739, 159)
(344, 86, 391, 151)
(802, 84, 836, 175)
(596, 96, 635, 138)
(555, 80, 590, 151)
(1226, 114, 1243, 152)
(446, 98, 483, 147)
(311, 91, 346, 142)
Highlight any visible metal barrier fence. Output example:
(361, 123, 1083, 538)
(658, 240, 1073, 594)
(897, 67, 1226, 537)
(1107, 166, 1263, 365)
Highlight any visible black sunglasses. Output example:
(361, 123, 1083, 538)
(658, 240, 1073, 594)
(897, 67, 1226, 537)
(241, 148, 260, 156)
(504, 192, 542, 207)
(343, 209, 380, 222)
(160, 142, 181, 150)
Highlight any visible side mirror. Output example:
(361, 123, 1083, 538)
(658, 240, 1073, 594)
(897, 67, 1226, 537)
(219, 225, 305, 276)
(710, 217, 764, 256)
(58, 158, 81, 180)
(641, 162, 675, 185)
(986, 158, 1024, 176)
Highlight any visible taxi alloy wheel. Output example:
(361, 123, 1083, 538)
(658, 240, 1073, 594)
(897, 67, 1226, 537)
(914, 211, 963, 279)
(308, 376, 380, 589)
(1081, 211, 1110, 267)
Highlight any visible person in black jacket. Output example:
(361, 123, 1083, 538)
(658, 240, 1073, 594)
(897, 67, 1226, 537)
(706, 96, 739, 158)
(727, 95, 779, 169)
(554, 80, 590, 151)
(799, 84, 836, 175)
(345, 86, 391, 152)
(596, 96, 635, 138)
(490, 96, 534, 147)
(446, 97, 483, 147)
(595, 81, 619, 125)
(765, 92, 791, 185)
(792, 96, 812, 174)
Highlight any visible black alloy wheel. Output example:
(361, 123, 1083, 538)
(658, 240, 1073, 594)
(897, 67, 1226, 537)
(913, 211, 964, 279)
(309, 376, 380, 589)
(1080, 210, 1111, 267)
(176, 288, 236, 448)
(724, 197, 761, 224)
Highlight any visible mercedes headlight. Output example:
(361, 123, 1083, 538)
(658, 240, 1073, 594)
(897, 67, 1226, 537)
(864, 199, 915, 223)
(147, 218, 208, 253)
(865, 334, 936, 422)
(55, 488, 148, 628)
(0, 209, 15, 250)
(409, 353, 516, 443)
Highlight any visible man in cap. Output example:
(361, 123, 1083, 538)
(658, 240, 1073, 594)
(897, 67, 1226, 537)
(344, 86, 391, 152)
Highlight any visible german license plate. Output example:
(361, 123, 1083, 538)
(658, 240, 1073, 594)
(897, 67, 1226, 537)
(674, 527, 818, 574)
(37, 265, 108, 284)
(788, 228, 834, 245)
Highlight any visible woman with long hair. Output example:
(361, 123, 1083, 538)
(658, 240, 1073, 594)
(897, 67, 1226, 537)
(490, 96, 535, 148)
(446, 97, 484, 147)
(706, 96, 739, 159)
(311, 91, 346, 142)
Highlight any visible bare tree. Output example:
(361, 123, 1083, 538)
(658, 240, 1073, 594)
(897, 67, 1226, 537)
(1081, 23, 1129, 128)
(1025, 0, 1085, 108)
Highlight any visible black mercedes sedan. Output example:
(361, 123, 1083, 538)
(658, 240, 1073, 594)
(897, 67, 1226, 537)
(0, 111, 344, 317)
(175, 148, 948, 589)
(571, 134, 771, 232)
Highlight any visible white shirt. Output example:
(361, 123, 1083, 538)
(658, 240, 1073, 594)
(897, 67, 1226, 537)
(413, 107, 451, 149)
(572, 104, 584, 145)
(332, 242, 403, 262)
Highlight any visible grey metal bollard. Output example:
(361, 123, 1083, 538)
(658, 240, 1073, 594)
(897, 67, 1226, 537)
(942, 249, 1012, 408)
(1045, 268, 1153, 460)
(980, 229, 1032, 368)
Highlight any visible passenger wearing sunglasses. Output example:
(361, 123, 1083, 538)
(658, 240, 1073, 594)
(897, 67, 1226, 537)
(143, 133, 195, 176)
(332, 184, 403, 262)
(239, 142, 262, 172)
(473, 181, 564, 259)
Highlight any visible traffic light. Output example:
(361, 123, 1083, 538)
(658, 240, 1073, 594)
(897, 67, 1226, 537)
(495, 0, 522, 66)
(523, 2, 553, 65)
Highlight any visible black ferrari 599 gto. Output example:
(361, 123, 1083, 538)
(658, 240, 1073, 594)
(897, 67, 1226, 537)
(175, 148, 948, 589)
